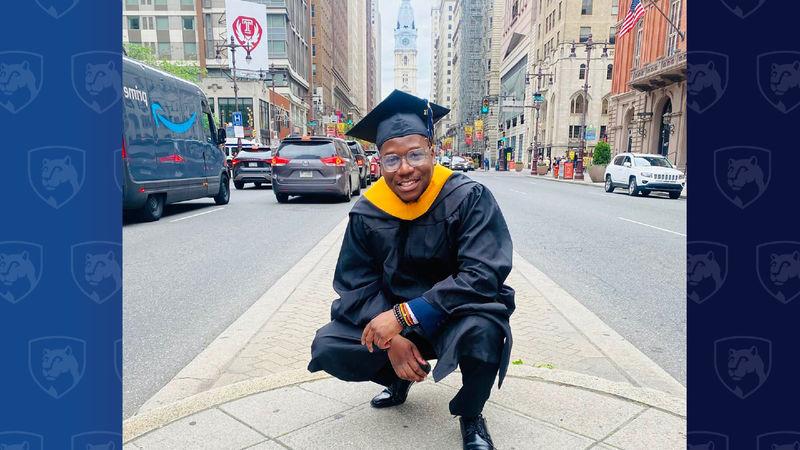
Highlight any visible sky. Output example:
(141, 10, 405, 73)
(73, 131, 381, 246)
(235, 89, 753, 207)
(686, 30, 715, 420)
(379, 0, 432, 101)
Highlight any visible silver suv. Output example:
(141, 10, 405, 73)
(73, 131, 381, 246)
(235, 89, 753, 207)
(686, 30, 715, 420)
(271, 137, 361, 203)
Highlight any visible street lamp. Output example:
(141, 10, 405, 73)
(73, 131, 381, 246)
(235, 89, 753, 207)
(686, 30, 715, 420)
(525, 65, 555, 176)
(568, 34, 610, 180)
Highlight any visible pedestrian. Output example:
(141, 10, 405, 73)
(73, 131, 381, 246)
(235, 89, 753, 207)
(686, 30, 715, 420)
(308, 90, 514, 450)
(484, 157, 490, 171)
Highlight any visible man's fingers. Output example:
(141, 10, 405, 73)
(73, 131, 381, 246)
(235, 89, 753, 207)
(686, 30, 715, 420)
(411, 345, 426, 366)
(402, 363, 422, 382)
(409, 360, 427, 380)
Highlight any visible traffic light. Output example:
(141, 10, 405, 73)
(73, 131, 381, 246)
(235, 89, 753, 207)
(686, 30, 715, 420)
(481, 98, 490, 114)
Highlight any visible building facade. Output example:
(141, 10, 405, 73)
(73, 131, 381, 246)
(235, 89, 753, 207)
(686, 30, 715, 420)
(394, 0, 418, 95)
(529, 0, 618, 169)
(431, 0, 456, 141)
(370, 0, 382, 106)
(348, 0, 368, 118)
(607, 0, 686, 171)
(484, 0, 505, 165)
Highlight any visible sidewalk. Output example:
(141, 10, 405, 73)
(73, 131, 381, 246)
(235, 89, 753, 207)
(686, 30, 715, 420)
(506, 169, 688, 198)
(124, 219, 686, 449)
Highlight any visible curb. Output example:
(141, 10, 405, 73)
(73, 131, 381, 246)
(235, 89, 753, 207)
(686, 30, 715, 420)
(137, 217, 349, 413)
(123, 366, 685, 444)
(513, 251, 686, 397)
(509, 171, 688, 198)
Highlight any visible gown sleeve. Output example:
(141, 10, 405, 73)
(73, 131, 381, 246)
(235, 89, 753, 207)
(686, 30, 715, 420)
(422, 184, 513, 313)
(330, 214, 393, 327)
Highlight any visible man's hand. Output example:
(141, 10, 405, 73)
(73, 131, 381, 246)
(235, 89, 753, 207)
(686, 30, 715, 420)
(387, 335, 429, 382)
(361, 309, 403, 352)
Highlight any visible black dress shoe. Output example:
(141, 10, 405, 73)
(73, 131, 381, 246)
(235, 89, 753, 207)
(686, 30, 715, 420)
(370, 379, 412, 408)
(460, 415, 495, 450)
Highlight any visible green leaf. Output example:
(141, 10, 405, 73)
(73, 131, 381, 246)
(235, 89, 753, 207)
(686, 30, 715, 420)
(511, 359, 524, 365)
(534, 362, 555, 369)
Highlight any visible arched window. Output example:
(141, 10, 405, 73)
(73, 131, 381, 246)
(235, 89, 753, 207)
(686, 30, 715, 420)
(570, 94, 585, 114)
(601, 97, 609, 115)
(403, 56, 408, 66)
(579, 64, 586, 79)
(606, 64, 613, 80)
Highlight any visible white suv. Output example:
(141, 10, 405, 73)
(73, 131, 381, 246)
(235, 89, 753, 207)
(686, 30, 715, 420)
(604, 153, 685, 199)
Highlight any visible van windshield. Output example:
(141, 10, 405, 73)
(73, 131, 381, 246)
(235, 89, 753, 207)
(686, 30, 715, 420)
(277, 143, 336, 159)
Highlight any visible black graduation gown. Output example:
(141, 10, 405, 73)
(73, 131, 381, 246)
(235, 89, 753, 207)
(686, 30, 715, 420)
(309, 171, 515, 387)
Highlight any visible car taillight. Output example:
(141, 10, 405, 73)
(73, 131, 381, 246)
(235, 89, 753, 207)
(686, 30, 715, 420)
(232, 159, 241, 166)
(265, 158, 272, 165)
(272, 156, 290, 166)
(321, 156, 345, 167)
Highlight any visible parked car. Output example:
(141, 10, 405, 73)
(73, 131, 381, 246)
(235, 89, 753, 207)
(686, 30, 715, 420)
(232, 148, 272, 189)
(271, 136, 361, 203)
(346, 140, 370, 188)
(451, 156, 468, 172)
(439, 156, 451, 168)
(122, 56, 229, 222)
(604, 152, 685, 199)
(366, 151, 382, 181)
(465, 157, 476, 171)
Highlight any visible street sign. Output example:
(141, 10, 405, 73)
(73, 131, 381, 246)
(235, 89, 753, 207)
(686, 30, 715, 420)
(308, 120, 318, 127)
(585, 126, 597, 142)
(232, 111, 243, 126)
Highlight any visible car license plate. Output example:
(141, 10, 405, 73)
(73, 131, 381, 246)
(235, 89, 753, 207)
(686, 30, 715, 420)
(300, 171, 313, 178)
(248, 162, 258, 168)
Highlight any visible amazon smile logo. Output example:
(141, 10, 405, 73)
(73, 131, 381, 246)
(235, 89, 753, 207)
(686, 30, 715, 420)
(151, 102, 197, 134)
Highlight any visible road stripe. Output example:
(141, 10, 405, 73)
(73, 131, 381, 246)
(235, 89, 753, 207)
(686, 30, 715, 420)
(618, 217, 686, 237)
(170, 207, 226, 223)
(510, 189, 528, 196)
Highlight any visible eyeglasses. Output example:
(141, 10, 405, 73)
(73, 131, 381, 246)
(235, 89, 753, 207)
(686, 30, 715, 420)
(380, 149, 430, 173)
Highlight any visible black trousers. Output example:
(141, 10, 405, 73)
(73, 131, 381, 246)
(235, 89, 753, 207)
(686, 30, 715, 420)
(308, 318, 503, 418)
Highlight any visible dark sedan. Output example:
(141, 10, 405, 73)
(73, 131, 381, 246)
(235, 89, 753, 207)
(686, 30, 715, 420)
(232, 148, 272, 189)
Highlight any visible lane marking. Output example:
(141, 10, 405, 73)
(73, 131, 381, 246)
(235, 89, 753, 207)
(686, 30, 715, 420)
(510, 189, 528, 196)
(617, 217, 686, 237)
(170, 207, 226, 223)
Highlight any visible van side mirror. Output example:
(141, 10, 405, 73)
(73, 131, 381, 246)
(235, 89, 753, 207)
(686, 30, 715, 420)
(217, 128, 227, 144)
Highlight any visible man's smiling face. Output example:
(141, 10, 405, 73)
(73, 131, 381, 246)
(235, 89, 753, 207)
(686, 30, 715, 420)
(380, 134, 435, 203)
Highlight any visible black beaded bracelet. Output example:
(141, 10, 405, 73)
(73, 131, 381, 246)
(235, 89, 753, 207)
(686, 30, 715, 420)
(393, 304, 408, 328)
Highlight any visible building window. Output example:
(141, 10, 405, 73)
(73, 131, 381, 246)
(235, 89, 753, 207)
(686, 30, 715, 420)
(665, 0, 682, 57)
(157, 42, 171, 59)
(126, 0, 137, 4)
(128, 17, 140, 29)
(183, 42, 197, 59)
(404, 56, 408, 66)
(579, 63, 586, 79)
(569, 125, 585, 139)
(570, 94, 585, 114)
(558, 1, 562, 19)
(156, 16, 169, 30)
(182, 17, 194, 30)
(581, 0, 592, 15)
(601, 98, 609, 115)
(612, 0, 618, 15)
(609, 26, 616, 45)
(606, 64, 613, 80)
(633, 19, 644, 68)
(141, 0, 152, 5)
(180, 0, 193, 5)
(579, 27, 591, 43)
(154, 0, 166, 5)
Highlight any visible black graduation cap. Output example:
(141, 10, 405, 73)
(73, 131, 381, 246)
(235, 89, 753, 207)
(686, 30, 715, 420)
(346, 90, 450, 149)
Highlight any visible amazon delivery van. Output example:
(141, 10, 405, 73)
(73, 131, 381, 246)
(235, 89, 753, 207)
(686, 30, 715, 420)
(122, 56, 229, 221)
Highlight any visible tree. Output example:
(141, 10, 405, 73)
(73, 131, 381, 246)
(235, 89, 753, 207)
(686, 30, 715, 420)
(124, 43, 204, 83)
(592, 141, 612, 166)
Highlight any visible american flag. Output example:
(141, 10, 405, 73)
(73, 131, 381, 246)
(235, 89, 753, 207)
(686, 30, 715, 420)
(618, 0, 647, 37)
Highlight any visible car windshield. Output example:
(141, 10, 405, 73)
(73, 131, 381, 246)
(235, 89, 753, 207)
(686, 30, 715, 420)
(452, 157, 465, 163)
(347, 144, 363, 155)
(634, 156, 674, 168)
(277, 142, 336, 159)
(235, 150, 271, 159)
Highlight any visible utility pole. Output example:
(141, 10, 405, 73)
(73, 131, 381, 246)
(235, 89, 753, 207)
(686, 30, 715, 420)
(216, 36, 253, 151)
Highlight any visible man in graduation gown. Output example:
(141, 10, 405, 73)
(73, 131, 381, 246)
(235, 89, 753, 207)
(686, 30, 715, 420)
(308, 90, 515, 450)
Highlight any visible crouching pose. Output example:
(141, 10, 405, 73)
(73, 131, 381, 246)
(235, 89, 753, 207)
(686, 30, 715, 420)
(308, 90, 515, 450)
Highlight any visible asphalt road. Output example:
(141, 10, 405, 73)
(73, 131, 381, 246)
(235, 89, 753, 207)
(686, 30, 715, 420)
(124, 170, 686, 418)
(122, 186, 354, 418)
(470, 171, 686, 384)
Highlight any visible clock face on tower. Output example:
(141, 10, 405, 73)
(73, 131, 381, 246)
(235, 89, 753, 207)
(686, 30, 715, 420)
(402, 38, 409, 46)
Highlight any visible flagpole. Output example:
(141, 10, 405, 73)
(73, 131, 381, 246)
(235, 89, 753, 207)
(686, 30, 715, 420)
(646, 0, 685, 40)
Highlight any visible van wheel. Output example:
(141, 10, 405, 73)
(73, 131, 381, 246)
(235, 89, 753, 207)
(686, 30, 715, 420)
(628, 177, 639, 196)
(669, 191, 681, 199)
(342, 180, 352, 203)
(214, 174, 230, 205)
(360, 175, 368, 189)
(275, 193, 289, 203)
(353, 177, 361, 196)
(140, 194, 164, 222)
(234, 181, 245, 190)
